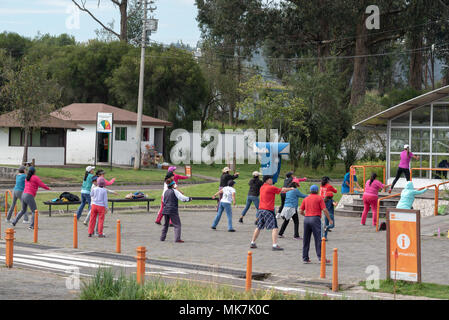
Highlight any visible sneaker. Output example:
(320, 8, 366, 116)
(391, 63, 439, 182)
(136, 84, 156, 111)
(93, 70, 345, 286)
(228, 229, 236, 232)
(278, 234, 284, 238)
(272, 245, 284, 251)
(211, 226, 216, 230)
(294, 236, 301, 240)
(28, 226, 34, 230)
(23, 220, 30, 224)
(238, 217, 243, 223)
(155, 221, 161, 225)
(327, 229, 332, 232)
(175, 240, 185, 243)
(303, 259, 311, 264)
(250, 243, 257, 249)
(88, 234, 92, 237)
(11, 221, 16, 227)
(83, 221, 88, 226)
(98, 234, 106, 238)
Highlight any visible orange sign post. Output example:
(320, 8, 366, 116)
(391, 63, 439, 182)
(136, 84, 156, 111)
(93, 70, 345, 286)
(386, 208, 421, 283)
(185, 165, 192, 178)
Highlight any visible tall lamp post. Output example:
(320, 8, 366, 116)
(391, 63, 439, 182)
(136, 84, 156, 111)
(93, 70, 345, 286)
(134, 0, 158, 170)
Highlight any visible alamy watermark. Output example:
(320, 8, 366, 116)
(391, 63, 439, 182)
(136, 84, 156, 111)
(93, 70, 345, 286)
(365, 265, 380, 289)
(65, 3, 80, 30)
(65, 266, 80, 290)
(366, 5, 380, 30)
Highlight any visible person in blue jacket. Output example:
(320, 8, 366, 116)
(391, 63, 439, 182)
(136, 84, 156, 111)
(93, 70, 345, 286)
(6, 166, 27, 223)
(396, 181, 428, 209)
(278, 178, 307, 239)
(341, 168, 363, 194)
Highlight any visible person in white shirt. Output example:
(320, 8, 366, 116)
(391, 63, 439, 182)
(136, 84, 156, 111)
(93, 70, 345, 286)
(160, 177, 192, 243)
(211, 180, 236, 232)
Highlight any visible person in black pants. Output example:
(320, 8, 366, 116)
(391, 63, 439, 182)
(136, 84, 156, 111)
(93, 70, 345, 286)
(389, 144, 420, 193)
(278, 171, 294, 215)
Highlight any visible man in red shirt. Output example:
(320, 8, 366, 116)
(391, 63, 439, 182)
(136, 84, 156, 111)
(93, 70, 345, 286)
(250, 175, 294, 251)
(300, 184, 333, 263)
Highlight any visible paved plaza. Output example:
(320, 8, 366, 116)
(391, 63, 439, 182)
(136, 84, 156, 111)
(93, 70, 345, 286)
(3, 205, 449, 288)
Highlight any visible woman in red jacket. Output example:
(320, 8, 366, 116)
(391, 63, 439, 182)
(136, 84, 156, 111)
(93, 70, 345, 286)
(319, 176, 338, 198)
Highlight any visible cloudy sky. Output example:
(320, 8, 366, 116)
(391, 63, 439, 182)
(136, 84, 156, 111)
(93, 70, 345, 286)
(0, 0, 202, 46)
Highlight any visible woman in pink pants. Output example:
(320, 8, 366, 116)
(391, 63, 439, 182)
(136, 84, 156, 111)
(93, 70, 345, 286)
(361, 172, 385, 226)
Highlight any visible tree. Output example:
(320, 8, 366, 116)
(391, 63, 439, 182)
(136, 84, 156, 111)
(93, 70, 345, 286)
(72, 0, 142, 43)
(0, 58, 62, 163)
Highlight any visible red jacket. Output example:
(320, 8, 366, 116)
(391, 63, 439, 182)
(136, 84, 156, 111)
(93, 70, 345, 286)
(320, 183, 337, 198)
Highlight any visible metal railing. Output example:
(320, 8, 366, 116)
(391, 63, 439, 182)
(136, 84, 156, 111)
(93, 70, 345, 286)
(349, 165, 386, 194)
(410, 168, 449, 180)
(436, 181, 449, 216)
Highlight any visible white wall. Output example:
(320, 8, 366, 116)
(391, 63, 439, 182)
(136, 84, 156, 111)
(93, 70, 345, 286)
(0, 128, 65, 165)
(66, 124, 163, 166)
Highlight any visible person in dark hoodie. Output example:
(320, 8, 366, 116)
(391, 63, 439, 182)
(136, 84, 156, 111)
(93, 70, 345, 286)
(238, 171, 263, 224)
(217, 167, 239, 210)
(160, 177, 192, 243)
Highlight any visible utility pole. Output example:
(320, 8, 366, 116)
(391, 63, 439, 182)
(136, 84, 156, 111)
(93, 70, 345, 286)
(134, 0, 158, 170)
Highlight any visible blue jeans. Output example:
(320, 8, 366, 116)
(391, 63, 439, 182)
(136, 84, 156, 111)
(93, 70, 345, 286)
(241, 195, 259, 217)
(321, 211, 335, 239)
(212, 202, 233, 230)
(76, 193, 91, 220)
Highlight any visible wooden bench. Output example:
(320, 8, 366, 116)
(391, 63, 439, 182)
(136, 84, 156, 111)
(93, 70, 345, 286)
(108, 198, 155, 214)
(43, 201, 81, 217)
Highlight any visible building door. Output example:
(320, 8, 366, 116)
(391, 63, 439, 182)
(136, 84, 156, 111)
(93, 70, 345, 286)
(97, 132, 109, 163)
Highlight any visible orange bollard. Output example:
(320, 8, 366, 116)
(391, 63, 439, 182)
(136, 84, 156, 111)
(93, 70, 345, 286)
(332, 248, 338, 292)
(245, 251, 252, 292)
(5, 228, 15, 268)
(73, 214, 78, 249)
(320, 237, 326, 279)
(116, 220, 121, 253)
(136, 246, 146, 285)
(33, 210, 38, 243)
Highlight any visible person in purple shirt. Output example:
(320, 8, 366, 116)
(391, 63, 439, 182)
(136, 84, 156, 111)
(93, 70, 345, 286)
(389, 144, 419, 193)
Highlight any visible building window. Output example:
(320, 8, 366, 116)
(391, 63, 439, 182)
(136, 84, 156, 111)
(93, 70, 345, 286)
(142, 128, 150, 142)
(391, 112, 410, 126)
(9, 128, 64, 147)
(390, 128, 409, 152)
(412, 105, 430, 126)
(433, 105, 449, 127)
(39, 128, 64, 147)
(115, 127, 127, 141)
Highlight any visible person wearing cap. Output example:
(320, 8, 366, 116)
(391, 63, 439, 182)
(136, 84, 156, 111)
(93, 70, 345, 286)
(89, 177, 109, 237)
(76, 166, 95, 220)
(6, 166, 28, 224)
(160, 178, 192, 243)
(212, 180, 237, 231)
(319, 176, 338, 199)
(278, 177, 307, 239)
(322, 191, 337, 240)
(12, 166, 50, 229)
(155, 171, 178, 225)
(249, 175, 294, 251)
(299, 185, 333, 263)
(168, 166, 189, 184)
(239, 171, 263, 223)
(83, 175, 119, 230)
(389, 144, 420, 193)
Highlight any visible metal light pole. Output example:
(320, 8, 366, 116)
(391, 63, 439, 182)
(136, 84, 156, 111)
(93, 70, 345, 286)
(134, 0, 158, 170)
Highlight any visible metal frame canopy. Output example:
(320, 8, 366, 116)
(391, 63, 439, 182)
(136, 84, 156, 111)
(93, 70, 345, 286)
(353, 85, 449, 129)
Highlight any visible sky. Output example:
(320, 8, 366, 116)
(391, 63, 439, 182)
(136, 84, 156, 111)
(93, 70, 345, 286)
(0, 0, 202, 46)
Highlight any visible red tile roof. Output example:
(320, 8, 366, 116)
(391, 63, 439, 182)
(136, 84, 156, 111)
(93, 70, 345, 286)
(52, 103, 172, 127)
(0, 110, 83, 129)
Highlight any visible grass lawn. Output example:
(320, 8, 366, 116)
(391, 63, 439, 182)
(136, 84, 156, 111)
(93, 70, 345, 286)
(80, 268, 335, 300)
(360, 279, 449, 300)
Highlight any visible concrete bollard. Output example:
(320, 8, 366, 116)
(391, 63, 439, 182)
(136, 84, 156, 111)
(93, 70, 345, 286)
(332, 248, 338, 292)
(136, 246, 146, 285)
(33, 210, 38, 243)
(73, 214, 78, 249)
(320, 237, 326, 279)
(116, 220, 121, 253)
(245, 251, 252, 292)
(5, 228, 15, 268)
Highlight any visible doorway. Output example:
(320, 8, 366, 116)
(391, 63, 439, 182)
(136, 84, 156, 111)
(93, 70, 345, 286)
(97, 132, 110, 163)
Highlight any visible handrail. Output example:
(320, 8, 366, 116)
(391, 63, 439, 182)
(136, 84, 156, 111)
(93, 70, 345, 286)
(350, 165, 386, 194)
(376, 183, 437, 232)
(436, 181, 449, 216)
(4, 190, 17, 218)
(410, 168, 449, 180)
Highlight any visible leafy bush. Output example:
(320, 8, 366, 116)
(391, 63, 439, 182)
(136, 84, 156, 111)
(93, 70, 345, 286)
(310, 145, 325, 170)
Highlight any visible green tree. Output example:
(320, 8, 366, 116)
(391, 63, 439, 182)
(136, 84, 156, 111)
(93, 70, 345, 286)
(0, 58, 62, 163)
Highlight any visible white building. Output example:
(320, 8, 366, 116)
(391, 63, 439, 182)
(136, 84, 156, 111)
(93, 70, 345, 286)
(0, 103, 172, 166)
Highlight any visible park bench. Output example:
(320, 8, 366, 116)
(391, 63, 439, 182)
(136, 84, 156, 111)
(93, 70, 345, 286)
(108, 197, 155, 214)
(43, 200, 81, 217)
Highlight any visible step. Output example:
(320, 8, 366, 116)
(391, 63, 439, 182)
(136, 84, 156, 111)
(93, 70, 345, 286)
(353, 199, 399, 206)
(334, 209, 386, 218)
(343, 204, 392, 214)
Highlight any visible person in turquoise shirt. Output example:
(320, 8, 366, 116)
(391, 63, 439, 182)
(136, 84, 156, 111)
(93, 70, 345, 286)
(76, 166, 95, 220)
(396, 181, 428, 209)
(6, 166, 27, 223)
(341, 168, 363, 194)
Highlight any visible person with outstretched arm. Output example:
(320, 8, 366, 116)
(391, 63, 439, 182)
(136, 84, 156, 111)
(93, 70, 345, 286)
(389, 144, 419, 193)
